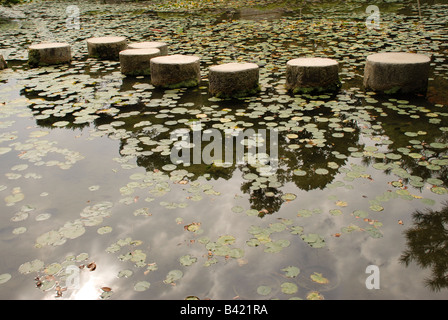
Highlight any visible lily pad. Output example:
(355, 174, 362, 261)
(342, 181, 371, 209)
(302, 233, 325, 248)
(310, 272, 329, 284)
(257, 285, 272, 296)
(281, 282, 298, 294)
(164, 269, 183, 284)
(97, 226, 113, 235)
(0, 273, 11, 285)
(281, 266, 300, 278)
(134, 281, 151, 292)
(179, 254, 197, 266)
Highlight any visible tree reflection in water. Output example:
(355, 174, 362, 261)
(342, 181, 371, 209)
(400, 203, 448, 292)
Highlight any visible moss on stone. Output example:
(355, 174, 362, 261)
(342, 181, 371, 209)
(288, 81, 341, 95)
(212, 84, 261, 99)
(159, 78, 199, 89)
(125, 68, 151, 77)
(27, 49, 41, 67)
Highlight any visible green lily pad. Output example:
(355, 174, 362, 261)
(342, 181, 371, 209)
(179, 254, 197, 266)
(0, 273, 12, 285)
(117, 269, 133, 278)
(281, 266, 300, 278)
(134, 281, 151, 292)
(18, 259, 44, 274)
(231, 206, 244, 213)
(431, 187, 448, 195)
(217, 235, 236, 245)
(301, 233, 325, 248)
(310, 272, 329, 284)
(369, 204, 384, 212)
(164, 270, 183, 284)
(315, 168, 329, 175)
(97, 226, 113, 235)
(281, 282, 298, 294)
(257, 285, 272, 296)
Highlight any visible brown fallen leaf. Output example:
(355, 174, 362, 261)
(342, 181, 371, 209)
(87, 262, 96, 271)
(55, 286, 67, 298)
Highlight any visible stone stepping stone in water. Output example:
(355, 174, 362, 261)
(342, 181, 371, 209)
(208, 62, 260, 98)
(150, 54, 200, 89)
(363, 52, 431, 94)
(127, 41, 169, 56)
(0, 54, 6, 70)
(87, 36, 128, 61)
(119, 48, 161, 76)
(285, 57, 341, 94)
(27, 43, 71, 67)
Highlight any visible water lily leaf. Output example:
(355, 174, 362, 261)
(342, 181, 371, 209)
(164, 270, 183, 284)
(290, 226, 304, 235)
(269, 222, 286, 232)
(329, 209, 343, 216)
(369, 204, 384, 212)
(315, 168, 329, 175)
(257, 285, 272, 296)
(365, 227, 383, 238)
(302, 233, 325, 248)
(335, 200, 348, 207)
(0, 273, 11, 285)
(117, 269, 134, 278)
(134, 281, 151, 292)
(18, 259, 44, 274)
(431, 187, 448, 195)
(281, 266, 300, 278)
(281, 193, 297, 201)
(35, 230, 63, 247)
(281, 282, 298, 294)
(44, 263, 62, 276)
(307, 291, 324, 300)
(97, 226, 113, 235)
(310, 272, 329, 284)
(217, 235, 236, 245)
(179, 254, 197, 266)
(264, 240, 290, 253)
(231, 206, 244, 213)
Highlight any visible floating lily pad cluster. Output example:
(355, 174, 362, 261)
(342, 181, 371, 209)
(35, 201, 112, 247)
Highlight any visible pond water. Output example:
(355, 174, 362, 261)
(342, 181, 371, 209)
(1, 0, 448, 300)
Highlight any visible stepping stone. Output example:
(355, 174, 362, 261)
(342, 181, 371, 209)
(27, 43, 71, 67)
(87, 36, 127, 61)
(127, 41, 168, 56)
(0, 54, 6, 70)
(150, 54, 200, 89)
(285, 57, 341, 94)
(119, 48, 161, 76)
(208, 62, 260, 98)
(363, 52, 431, 94)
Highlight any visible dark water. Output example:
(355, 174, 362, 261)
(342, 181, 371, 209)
(0, 0, 448, 300)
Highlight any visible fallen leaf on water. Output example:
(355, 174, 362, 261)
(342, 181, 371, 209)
(55, 286, 66, 297)
(336, 200, 348, 207)
(87, 262, 96, 271)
